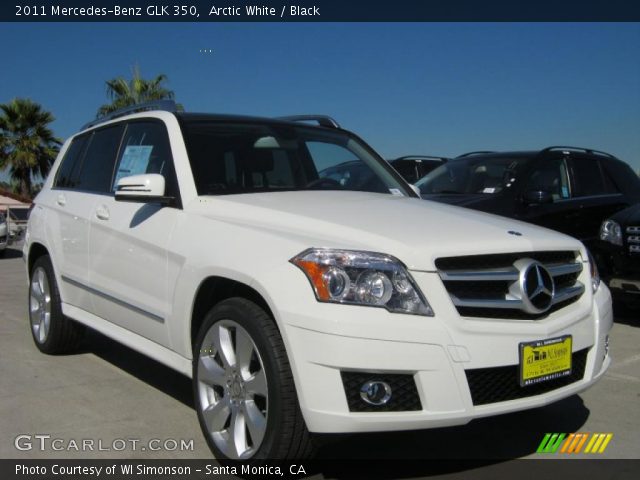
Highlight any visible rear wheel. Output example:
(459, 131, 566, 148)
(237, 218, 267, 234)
(29, 255, 84, 354)
(193, 297, 314, 460)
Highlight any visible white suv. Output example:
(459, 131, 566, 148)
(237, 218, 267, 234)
(24, 102, 612, 460)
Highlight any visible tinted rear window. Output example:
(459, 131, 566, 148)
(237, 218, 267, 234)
(54, 135, 89, 189)
(571, 158, 617, 197)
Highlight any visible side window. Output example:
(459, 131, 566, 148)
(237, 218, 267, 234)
(526, 158, 571, 201)
(113, 122, 179, 198)
(54, 135, 89, 189)
(76, 125, 124, 193)
(601, 160, 639, 194)
(571, 159, 615, 197)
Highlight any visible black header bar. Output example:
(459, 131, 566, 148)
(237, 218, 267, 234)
(4, 0, 640, 22)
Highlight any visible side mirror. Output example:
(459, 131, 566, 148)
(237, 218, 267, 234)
(524, 189, 553, 205)
(409, 184, 421, 197)
(115, 174, 172, 204)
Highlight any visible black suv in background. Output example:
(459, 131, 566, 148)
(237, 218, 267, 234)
(600, 204, 640, 306)
(388, 155, 449, 183)
(416, 147, 640, 258)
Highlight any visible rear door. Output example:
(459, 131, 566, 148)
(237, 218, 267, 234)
(88, 120, 181, 347)
(44, 133, 95, 311)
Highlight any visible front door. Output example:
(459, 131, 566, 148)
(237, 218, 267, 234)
(88, 120, 182, 347)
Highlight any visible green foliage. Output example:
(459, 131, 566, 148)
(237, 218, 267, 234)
(0, 98, 61, 198)
(97, 65, 183, 117)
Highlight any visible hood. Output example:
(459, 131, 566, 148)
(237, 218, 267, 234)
(189, 191, 584, 271)
(611, 203, 640, 225)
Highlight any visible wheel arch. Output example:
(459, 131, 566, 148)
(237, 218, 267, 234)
(190, 276, 277, 351)
(27, 242, 50, 277)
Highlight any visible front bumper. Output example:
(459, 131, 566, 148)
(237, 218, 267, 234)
(271, 269, 613, 434)
(608, 276, 640, 301)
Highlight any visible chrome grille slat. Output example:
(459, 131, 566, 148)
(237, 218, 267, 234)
(442, 262, 582, 282)
(437, 251, 584, 320)
(449, 283, 584, 310)
(551, 284, 585, 304)
(547, 262, 583, 276)
(440, 269, 518, 281)
(626, 226, 640, 234)
(451, 295, 523, 309)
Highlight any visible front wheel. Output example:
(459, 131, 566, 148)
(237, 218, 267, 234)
(29, 255, 84, 354)
(193, 298, 314, 460)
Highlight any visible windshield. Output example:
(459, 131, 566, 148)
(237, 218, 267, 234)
(181, 121, 411, 196)
(416, 156, 526, 195)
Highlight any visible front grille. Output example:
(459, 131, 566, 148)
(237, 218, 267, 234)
(627, 226, 640, 254)
(436, 251, 584, 320)
(465, 349, 588, 406)
(340, 371, 421, 412)
(435, 251, 577, 271)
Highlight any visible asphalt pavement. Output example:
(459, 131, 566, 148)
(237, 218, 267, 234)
(1, 243, 638, 473)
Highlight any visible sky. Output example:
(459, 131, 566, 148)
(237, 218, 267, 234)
(1, 22, 639, 183)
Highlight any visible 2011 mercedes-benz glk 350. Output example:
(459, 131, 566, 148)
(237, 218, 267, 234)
(24, 102, 612, 460)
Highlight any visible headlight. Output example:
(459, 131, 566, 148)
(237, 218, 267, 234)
(587, 250, 601, 293)
(291, 248, 433, 316)
(600, 219, 622, 246)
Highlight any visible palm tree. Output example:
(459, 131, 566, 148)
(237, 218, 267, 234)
(0, 98, 61, 197)
(97, 66, 182, 117)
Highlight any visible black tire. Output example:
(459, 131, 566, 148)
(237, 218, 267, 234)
(193, 297, 315, 461)
(28, 255, 85, 354)
(0, 249, 5, 258)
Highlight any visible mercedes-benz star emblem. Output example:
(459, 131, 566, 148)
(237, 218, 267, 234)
(510, 259, 555, 314)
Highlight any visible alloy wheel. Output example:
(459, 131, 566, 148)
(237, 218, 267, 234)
(197, 320, 269, 459)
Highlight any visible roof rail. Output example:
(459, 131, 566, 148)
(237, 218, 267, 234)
(456, 151, 496, 158)
(277, 115, 340, 129)
(82, 100, 178, 130)
(392, 155, 449, 162)
(539, 146, 617, 159)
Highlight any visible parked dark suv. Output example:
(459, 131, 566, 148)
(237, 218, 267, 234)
(599, 204, 640, 306)
(416, 147, 640, 257)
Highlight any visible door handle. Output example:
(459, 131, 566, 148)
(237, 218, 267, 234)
(95, 205, 110, 221)
(56, 194, 66, 207)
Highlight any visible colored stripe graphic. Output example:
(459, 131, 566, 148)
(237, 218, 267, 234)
(538, 433, 613, 454)
(584, 433, 613, 453)
(537, 433, 566, 453)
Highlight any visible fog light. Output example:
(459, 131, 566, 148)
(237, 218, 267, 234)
(360, 380, 392, 406)
(604, 334, 609, 359)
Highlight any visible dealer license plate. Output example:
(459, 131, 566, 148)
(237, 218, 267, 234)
(519, 336, 572, 387)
